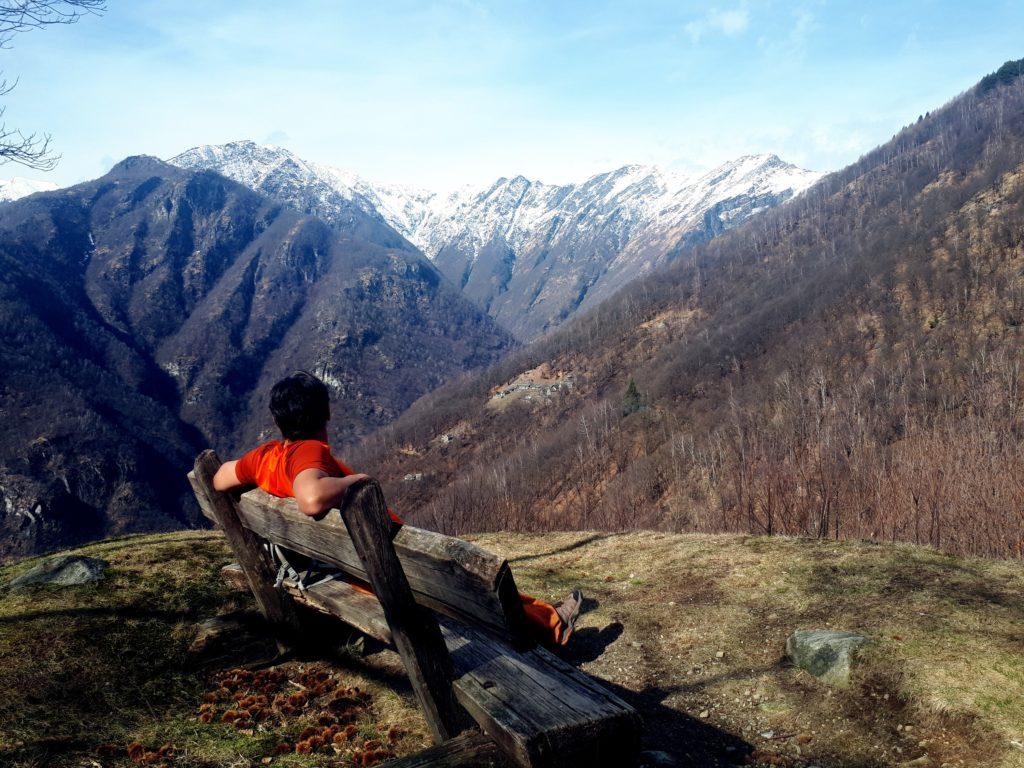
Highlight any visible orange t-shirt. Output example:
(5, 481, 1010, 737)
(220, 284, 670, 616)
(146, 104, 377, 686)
(235, 439, 403, 523)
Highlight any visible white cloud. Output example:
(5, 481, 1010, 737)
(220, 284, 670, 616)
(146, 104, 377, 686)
(264, 130, 291, 145)
(685, 7, 750, 43)
(755, 7, 816, 60)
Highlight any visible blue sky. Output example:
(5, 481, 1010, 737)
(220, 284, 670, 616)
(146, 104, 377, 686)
(2, 0, 1023, 189)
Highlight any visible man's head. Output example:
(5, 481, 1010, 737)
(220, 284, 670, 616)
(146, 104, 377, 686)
(269, 371, 330, 441)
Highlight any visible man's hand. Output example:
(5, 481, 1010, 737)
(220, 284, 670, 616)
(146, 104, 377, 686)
(292, 469, 371, 517)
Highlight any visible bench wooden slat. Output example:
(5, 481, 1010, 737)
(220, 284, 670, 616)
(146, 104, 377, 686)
(191, 453, 301, 644)
(442, 622, 641, 767)
(280, 575, 394, 644)
(378, 729, 509, 768)
(283, 570, 641, 768)
(198, 482, 530, 642)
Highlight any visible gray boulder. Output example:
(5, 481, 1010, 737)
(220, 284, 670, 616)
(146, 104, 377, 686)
(7, 555, 109, 589)
(786, 629, 867, 686)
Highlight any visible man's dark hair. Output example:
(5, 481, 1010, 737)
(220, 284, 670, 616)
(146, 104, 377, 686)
(269, 371, 330, 441)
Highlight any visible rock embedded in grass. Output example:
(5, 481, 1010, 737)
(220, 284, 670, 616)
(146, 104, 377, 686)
(7, 555, 108, 589)
(786, 629, 868, 687)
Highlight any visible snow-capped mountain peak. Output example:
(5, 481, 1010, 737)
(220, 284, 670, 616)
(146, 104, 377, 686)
(174, 141, 373, 218)
(170, 140, 822, 338)
(0, 177, 59, 202)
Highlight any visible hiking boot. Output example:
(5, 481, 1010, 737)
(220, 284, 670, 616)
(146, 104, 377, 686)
(555, 589, 583, 645)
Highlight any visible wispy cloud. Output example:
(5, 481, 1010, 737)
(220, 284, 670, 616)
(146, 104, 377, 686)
(684, 7, 750, 43)
(264, 130, 291, 145)
(4, 0, 1021, 189)
(756, 6, 816, 61)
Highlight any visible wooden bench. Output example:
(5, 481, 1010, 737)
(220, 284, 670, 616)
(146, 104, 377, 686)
(188, 450, 641, 768)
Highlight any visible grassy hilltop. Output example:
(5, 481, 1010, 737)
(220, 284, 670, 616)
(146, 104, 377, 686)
(0, 530, 1022, 768)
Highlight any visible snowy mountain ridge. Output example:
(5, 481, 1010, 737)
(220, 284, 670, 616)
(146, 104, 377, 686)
(171, 140, 823, 337)
(0, 177, 58, 202)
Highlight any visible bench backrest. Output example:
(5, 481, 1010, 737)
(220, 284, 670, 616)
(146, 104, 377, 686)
(189, 472, 531, 642)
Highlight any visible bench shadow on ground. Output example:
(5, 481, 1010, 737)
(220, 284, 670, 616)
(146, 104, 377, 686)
(506, 533, 628, 564)
(613, 679, 755, 768)
(314, 631, 756, 768)
(180, 576, 759, 768)
(3, 605, 755, 766)
(553, 598, 755, 767)
(0, 604, 200, 625)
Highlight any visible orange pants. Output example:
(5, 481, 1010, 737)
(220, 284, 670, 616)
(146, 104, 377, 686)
(519, 593, 566, 646)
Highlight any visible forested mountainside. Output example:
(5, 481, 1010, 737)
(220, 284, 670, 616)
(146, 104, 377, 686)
(0, 157, 511, 557)
(357, 60, 1024, 560)
(172, 143, 819, 339)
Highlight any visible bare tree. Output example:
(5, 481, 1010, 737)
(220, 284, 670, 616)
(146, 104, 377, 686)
(0, 0, 104, 170)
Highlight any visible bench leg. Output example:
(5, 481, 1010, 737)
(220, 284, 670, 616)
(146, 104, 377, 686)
(340, 479, 462, 743)
(192, 450, 303, 648)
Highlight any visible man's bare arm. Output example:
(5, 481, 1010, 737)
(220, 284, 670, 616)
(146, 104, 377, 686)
(213, 460, 244, 492)
(292, 468, 370, 517)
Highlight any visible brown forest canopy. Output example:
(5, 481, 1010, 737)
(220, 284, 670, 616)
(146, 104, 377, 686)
(357, 59, 1024, 560)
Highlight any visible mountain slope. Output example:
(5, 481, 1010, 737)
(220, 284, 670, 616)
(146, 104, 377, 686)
(171, 142, 412, 250)
(413, 154, 820, 338)
(0, 157, 512, 556)
(356, 61, 1024, 561)
(171, 142, 820, 338)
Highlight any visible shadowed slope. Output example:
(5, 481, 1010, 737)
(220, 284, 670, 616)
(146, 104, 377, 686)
(0, 157, 513, 556)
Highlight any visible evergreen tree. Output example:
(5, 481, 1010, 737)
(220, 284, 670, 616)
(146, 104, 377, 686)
(622, 378, 645, 416)
(979, 58, 1024, 94)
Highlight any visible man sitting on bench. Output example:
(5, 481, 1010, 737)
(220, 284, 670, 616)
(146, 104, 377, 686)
(212, 370, 583, 647)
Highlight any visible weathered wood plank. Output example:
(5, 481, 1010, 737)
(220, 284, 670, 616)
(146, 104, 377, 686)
(189, 453, 302, 642)
(188, 470, 219, 525)
(443, 620, 642, 767)
(222, 562, 395, 644)
(283, 573, 641, 768)
(494, 564, 534, 649)
(378, 730, 508, 768)
(238, 494, 508, 626)
(340, 479, 461, 744)
(282, 575, 394, 643)
(203, 488, 530, 642)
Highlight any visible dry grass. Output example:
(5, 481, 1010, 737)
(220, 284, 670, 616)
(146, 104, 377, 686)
(1, 530, 1022, 767)
(470, 531, 1024, 768)
(0, 531, 429, 768)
